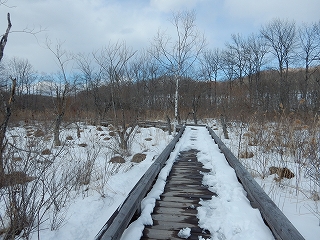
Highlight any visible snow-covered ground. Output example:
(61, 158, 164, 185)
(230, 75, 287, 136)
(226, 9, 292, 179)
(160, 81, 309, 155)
(1, 121, 319, 239)
(1, 123, 172, 240)
(211, 121, 320, 240)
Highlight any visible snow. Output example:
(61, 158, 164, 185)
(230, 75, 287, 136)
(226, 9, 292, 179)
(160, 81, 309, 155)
(211, 120, 320, 240)
(1, 123, 172, 240)
(2, 121, 319, 240)
(177, 227, 191, 239)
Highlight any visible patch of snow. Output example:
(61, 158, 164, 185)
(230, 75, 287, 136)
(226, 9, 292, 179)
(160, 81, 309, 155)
(177, 227, 191, 239)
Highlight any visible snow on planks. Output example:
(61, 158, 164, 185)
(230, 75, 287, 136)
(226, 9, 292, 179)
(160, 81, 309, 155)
(140, 149, 213, 240)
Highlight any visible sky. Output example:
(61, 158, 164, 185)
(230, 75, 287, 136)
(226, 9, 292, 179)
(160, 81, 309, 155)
(1, 0, 320, 74)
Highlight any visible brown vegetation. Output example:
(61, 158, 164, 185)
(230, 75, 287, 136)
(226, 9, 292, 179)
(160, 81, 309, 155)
(269, 166, 295, 180)
(131, 153, 146, 163)
(109, 156, 125, 163)
(0, 171, 35, 188)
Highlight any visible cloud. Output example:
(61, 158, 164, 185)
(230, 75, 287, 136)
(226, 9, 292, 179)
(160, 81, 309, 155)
(150, 0, 205, 12)
(0, 0, 319, 73)
(223, 0, 320, 25)
(0, 0, 164, 72)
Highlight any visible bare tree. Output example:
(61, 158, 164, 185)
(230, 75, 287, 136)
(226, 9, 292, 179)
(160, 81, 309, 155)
(225, 34, 249, 85)
(221, 48, 236, 98)
(298, 22, 320, 107)
(246, 33, 269, 110)
(94, 41, 137, 154)
(260, 18, 297, 111)
(0, 77, 15, 182)
(46, 40, 73, 146)
(200, 48, 221, 107)
(75, 52, 104, 123)
(151, 10, 206, 133)
(7, 57, 37, 98)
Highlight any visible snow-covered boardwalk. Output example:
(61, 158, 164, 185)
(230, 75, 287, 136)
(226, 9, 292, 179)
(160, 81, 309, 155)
(122, 126, 275, 240)
(141, 148, 213, 239)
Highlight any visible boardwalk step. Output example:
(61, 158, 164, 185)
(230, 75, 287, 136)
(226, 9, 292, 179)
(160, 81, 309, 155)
(141, 149, 215, 239)
(141, 228, 211, 240)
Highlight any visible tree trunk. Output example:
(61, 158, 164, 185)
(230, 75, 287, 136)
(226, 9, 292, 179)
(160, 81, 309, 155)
(0, 78, 16, 183)
(173, 75, 179, 134)
(0, 13, 12, 62)
(54, 114, 63, 146)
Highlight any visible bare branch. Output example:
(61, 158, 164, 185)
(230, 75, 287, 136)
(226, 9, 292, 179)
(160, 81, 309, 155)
(0, 12, 12, 62)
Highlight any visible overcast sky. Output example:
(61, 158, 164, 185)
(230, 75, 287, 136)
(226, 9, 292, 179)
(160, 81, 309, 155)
(1, 0, 320, 73)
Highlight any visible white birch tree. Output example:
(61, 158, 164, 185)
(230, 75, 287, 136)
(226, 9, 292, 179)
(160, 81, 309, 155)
(151, 10, 206, 134)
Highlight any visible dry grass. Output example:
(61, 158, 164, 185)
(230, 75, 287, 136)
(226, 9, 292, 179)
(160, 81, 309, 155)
(109, 156, 125, 163)
(131, 153, 146, 163)
(66, 135, 73, 140)
(41, 148, 51, 155)
(34, 129, 45, 137)
(0, 171, 36, 187)
(78, 143, 88, 147)
(96, 126, 103, 131)
(109, 131, 116, 137)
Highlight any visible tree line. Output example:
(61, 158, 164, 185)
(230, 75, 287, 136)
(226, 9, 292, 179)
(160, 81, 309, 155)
(1, 12, 320, 132)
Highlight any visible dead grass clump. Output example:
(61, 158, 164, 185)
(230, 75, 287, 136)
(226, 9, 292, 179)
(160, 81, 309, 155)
(12, 157, 22, 162)
(34, 129, 45, 137)
(78, 143, 88, 147)
(0, 228, 8, 236)
(243, 132, 251, 137)
(26, 131, 33, 137)
(131, 153, 146, 163)
(248, 139, 259, 146)
(41, 148, 51, 155)
(311, 191, 320, 201)
(24, 126, 33, 130)
(269, 166, 295, 180)
(109, 131, 116, 137)
(66, 135, 73, 140)
(109, 125, 116, 131)
(44, 135, 52, 141)
(239, 150, 254, 158)
(0, 171, 35, 187)
(145, 137, 152, 141)
(109, 156, 125, 163)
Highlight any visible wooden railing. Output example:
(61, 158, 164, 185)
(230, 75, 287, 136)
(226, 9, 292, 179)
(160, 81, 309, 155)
(207, 126, 305, 240)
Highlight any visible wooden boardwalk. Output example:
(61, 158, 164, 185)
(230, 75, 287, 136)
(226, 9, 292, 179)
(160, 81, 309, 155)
(96, 125, 305, 240)
(141, 149, 215, 240)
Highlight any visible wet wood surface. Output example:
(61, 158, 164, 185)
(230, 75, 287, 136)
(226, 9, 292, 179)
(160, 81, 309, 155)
(140, 149, 216, 240)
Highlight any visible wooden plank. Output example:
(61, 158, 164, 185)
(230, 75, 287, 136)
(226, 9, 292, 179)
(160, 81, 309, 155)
(161, 191, 213, 199)
(153, 206, 197, 215)
(142, 228, 206, 240)
(155, 200, 199, 208)
(207, 126, 305, 240)
(151, 213, 197, 223)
